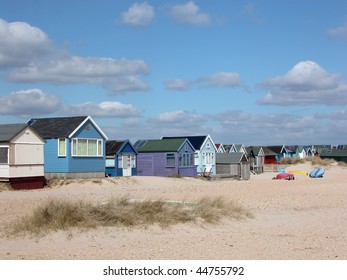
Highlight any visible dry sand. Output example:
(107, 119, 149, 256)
(0, 162, 346, 260)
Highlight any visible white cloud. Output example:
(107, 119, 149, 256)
(202, 72, 242, 88)
(170, 1, 210, 25)
(154, 110, 191, 123)
(62, 101, 142, 118)
(104, 108, 347, 146)
(328, 21, 347, 40)
(150, 110, 208, 131)
(0, 89, 143, 119)
(9, 56, 151, 95)
(258, 61, 347, 106)
(165, 72, 244, 91)
(1, 19, 150, 95)
(104, 75, 150, 94)
(122, 2, 155, 26)
(111, 110, 208, 140)
(213, 110, 326, 145)
(0, 89, 60, 116)
(316, 110, 347, 120)
(0, 18, 52, 68)
(164, 79, 192, 90)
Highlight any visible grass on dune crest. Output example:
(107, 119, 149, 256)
(7, 196, 253, 236)
(279, 156, 343, 166)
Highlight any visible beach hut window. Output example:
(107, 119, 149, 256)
(131, 155, 136, 168)
(166, 153, 175, 167)
(88, 139, 97, 155)
(97, 140, 102, 156)
(58, 138, 66, 157)
(179, 153, 194, 167)
(118, 156, 122, 168)
(106, 158, 115, 167)
(72, 138, 103, 157)
(194, 152, 199, 165)
(0, 147, 9, 164)
(204, 152, 214, 165)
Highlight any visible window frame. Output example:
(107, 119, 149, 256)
(165, 153, 176, 168)
(131, 155, 136, 168)
(58, 138, 66, 157)
(203, 152, 214, 165)
(0, 146, 9, 165)
(71, 138, 103, 157)
(179, 153, 194, 167)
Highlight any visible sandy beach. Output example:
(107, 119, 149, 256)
(0, 162, 346, 260)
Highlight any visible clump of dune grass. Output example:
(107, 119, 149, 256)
(280, 156, 337, 167)
(0, 182, 11, 192)
(6, 196, 253, 236)
(46, 178, 74, 187)
(305, 157, 336, 166)
(279, 157, 305, 165)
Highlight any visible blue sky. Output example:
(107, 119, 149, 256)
(1, 0, 347, 145)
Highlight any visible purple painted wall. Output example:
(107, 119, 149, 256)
(137, 151, 196, 177)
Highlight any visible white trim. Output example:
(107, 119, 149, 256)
(177, 139, 195, 153)
(58, 138, 66, 157)
(258, 147, 265, 157)
(216, 143, 226, 153)
(165, 153, 176, 168)
(179, 152, 194, 167)
(0, 146, 9, 165)
(71, 138, 103, 157)
(201, 135, 217, 152)
(68, 116, 108, 140)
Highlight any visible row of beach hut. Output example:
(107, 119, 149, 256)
(1, 116, 345, 189)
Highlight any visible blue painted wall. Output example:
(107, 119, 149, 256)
(43, 138, 69, 172)
(44, 119, 106, 174)
(106, 142, 137, 177)
(195, 137, 217, 175)
(69, 119, 105, 172)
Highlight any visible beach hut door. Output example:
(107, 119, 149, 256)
(122, 155, 132, 176)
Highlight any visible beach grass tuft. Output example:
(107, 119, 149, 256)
(280, 157, 337, 166)
(7, 196, 253, 236)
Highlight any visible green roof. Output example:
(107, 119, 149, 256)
(136, 138, 187, 152)
(320, 149, 347, 157)
(246, 146, 263, 156)
(261, 146, 278, 156)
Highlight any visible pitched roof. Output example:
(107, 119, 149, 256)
(28, 116, 108, 140)
(234, 144, 243, 151)
(320, 149, 347, 157)
(106, 140, 126, 156)
(223, 144, 233, 153)
(28, 116, 87, 138)
(216, 153, 248, 164)
(0, 123, 29, 142)
(215, 143, 226, 152)
(162, 135, 207, 150)
(261, 146, 278, 156)
(267, 145, 286, 154)
(136, 138, 189, 153)
(247, 146, 264, 156)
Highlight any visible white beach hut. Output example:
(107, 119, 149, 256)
(0, 124, 46, 189)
